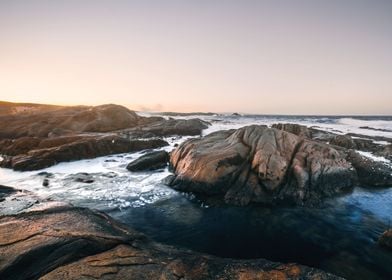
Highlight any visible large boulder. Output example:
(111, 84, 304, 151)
(127, 150, 169, 172)
(0, 198, 341, 280)
(168, 125, 356, 206)
(0, 136, 168, 171)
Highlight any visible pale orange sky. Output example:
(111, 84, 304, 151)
(0, 1, 391, 114)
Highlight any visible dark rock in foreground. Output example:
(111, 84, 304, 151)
(0, 195, 341, 280)
(127, 150, 169, 172)
(168, 125, 392, 206)
(379, 230, 392, 250)
(0, 136, 168, 171)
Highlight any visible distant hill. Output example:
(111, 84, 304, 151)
(0, 101, 64, 115)
(0, 101, 152, 138)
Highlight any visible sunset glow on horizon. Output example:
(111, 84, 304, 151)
(1, 0, 391, 114)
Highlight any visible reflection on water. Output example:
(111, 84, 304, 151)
(110, 187, 392, 280)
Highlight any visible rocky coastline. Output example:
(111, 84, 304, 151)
(0, 102, 391, 279)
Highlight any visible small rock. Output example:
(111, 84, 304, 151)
(42, 178, 49, 187)
(127, 151, 169, 172)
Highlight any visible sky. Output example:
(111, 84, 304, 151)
(0, 0, 391, 114)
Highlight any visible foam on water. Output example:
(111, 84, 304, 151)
(0, 115, 391, 213)
(357, 151, 391, 165)
(0, 136, 189, 210)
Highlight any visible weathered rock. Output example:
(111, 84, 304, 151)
(329, 135, 389, 157)
(271, 123, 341, 142)
(0, 136, 168, 171)
(0, 206, 141, 280)
(272, 124, 392, 159)
(168, 125, 356, 206)
(379, 230, 392, 250)
(0, 185, 16, 202)
(0, 186, 51, 216)
(127, 150, 169, 172)
(272, 123, 313, 139)
(124, 118, 210, 138)
(375, 144, 392, 161)
(66, 173, 95, 183)
(0, 137, 42, 156)
(0, 200, 342, 280)
(329, 135, 357, 150)
(346, 151, 392, 187)
(0, 103, 161, 139)
(42, 245, 341, 280)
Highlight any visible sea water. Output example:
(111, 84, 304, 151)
(0, 114, 391, 279)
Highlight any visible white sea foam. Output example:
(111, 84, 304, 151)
(1, 115, 391, 211)
(357, 151, 391, 165)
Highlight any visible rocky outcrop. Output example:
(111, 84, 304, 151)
(0, 102, 212, 171)
(168, 125, 357, 206)
(271, 123, 313, 139)
(0, 136, 168, 171)
(379, 230, 392, 250)
(123, 118, 210, 138)
(346, 151, 392, 187)
(0, 185, 17, 202)
(0, 194, 341, 280)
(0, 206, 142, 280)
(273, 123, 392, 161)
(127, 150, 169, 172)
(0, 104, 161, 139)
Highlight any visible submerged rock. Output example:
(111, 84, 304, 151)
(168, 125, 356, 206)
(127, 150, 169, 172)
(0, 197, 342, 280)
(66, 173, 95, 183)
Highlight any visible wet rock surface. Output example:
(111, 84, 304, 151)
(0, 103, 211, 171)
(0, 136, 168, 171)
(346, 151, 392, 187)
(127, 150, 169, 172)
(121, 118, 210, 138)
(168, 125, 392, 206)
(0, 188, 342, 280)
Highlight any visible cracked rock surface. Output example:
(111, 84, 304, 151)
(0, 201, 342, 280)
(168, 125, 391, 206)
